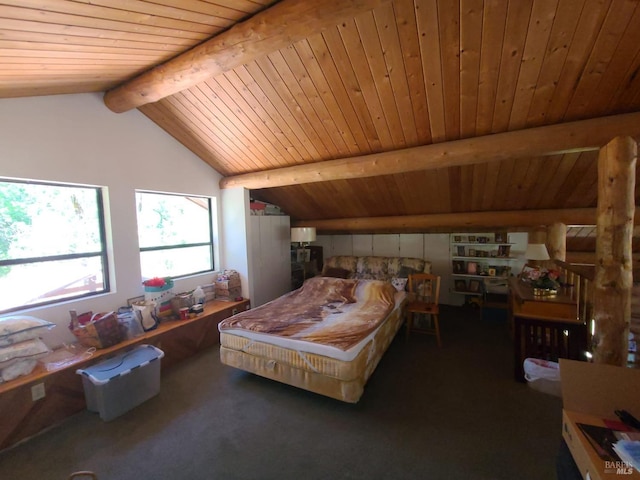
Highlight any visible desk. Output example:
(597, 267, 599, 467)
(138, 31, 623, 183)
(0, 299, 249, 451)
(509, 278, 588, 381)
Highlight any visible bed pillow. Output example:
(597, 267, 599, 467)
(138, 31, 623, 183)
(322, 267, 351, 279)
(0, 316, 55, 347)
(0, 338, 50, 369)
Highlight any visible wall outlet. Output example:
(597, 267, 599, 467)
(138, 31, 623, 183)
(31, 382, 45, 401)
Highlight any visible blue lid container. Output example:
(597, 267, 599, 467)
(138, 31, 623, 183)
(77, 344, 164, 385)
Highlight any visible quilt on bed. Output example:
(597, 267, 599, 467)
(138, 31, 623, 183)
(218, 276, 397, 352)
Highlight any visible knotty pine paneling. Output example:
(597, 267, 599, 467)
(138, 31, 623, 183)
(5, 0, 640, 228)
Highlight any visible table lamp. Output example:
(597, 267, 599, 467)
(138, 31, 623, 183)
(520, 243, 550, 278)
(291, 227, 316, 263)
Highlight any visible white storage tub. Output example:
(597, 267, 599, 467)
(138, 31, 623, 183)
(76, 344, 164, 421)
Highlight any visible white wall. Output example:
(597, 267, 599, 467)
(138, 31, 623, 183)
(315, 232, 528, 305)
(0, 93, 225, 347)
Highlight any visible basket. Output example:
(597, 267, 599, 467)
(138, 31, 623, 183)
(70, 312, 124, 349)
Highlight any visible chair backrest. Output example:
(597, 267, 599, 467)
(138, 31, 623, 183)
(408, 273, 441, 305)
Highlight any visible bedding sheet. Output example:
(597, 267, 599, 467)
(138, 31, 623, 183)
(219, 277, 397, 354)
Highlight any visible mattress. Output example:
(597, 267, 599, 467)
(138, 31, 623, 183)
(219, 288, 406, 403)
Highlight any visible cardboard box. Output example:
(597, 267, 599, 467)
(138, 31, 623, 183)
(560, 359, 640, 479)
(215, 286, 242, 301)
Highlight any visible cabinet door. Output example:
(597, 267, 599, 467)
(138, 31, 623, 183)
(250, 216, 290, 307)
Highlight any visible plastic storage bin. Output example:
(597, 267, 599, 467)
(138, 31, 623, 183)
(76, 344, 164, 421)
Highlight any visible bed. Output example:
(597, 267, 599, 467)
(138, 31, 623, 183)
(218, 255, 431, 403)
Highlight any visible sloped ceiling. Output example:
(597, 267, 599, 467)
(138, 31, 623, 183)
(2, 0, 640, 233)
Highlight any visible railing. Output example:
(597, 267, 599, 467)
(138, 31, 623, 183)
(555, 260, 639, 368)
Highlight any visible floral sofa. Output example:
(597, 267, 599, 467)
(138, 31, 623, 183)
(321, 255, 431, 282)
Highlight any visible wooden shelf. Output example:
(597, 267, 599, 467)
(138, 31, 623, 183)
(0, 298, 249, 450)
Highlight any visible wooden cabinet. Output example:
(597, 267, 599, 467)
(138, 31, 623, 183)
(509, 278, 588, 381)
(290, 245, 323, 290)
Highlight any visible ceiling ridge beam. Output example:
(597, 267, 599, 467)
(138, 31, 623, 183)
(290, 208, 638, 233)
(220, 112, 640, 190)
(104, 0, 390, 113)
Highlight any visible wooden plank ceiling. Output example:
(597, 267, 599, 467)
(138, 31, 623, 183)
(2, 0, 640, 233)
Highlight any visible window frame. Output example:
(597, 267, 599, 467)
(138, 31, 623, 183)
(136, 190, 215, 279)
(0, 178, 110, 314)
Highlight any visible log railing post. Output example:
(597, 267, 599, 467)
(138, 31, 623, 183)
(592, 136, 637, 365)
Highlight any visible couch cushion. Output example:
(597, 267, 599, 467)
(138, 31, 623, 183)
(355, 257, 389, 280)
(322, 256, 358, 277)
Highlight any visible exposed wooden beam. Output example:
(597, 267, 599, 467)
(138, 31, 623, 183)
(104, 0, 389, 113)
(292, 208, 612, 234)
(220, 112, 640, 190)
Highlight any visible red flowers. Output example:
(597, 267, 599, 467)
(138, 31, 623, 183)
(143, 277, 166, 287)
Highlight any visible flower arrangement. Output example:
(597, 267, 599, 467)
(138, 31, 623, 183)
(526, 268, 561, 292)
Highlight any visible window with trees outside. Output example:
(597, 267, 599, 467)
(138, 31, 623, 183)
(0, 179, 109, 314)
(136, 191, 214, 280)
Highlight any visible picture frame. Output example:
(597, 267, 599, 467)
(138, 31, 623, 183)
(296, 248, 311, 263)
(498, 245, 511, 257)
(468, 279, 481, 293)
(468, 248, 476, 257)
(494, 232, 506, 244)
(478, 236, 487, 243)
(456, 246, 466, 256)
(127, 295, 145, 306)
(488, 268, 496, 277)
(454, 279, 467, 292)
(453, 235, 462, 243)
(468, 235, 476, 242)
(452, 260, 465, 273)
(467, 262, 478, 274)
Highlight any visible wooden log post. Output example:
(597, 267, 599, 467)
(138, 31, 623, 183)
(592, 136, 637, 366)
(547, 222, 567, 272)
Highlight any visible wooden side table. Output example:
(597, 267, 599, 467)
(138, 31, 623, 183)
(509, 278, 588, 381)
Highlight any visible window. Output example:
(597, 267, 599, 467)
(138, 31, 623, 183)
(0, 179, 109, 313)
(135, 191, 214, 279)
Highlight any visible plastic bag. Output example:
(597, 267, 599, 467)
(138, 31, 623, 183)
(523, 358, 560, 381)
(523, 358, 561, 397)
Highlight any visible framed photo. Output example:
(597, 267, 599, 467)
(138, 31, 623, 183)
(494, 232, 506, 243)
(498, 245, 511, 257)
(478, 236, 487, 243)
(296, 248, 311, 262)
(456, 245, 466, 256)
(452, 260, 465, 273)
(488, 268, 496, 277)
(468, 279, 481, 293)
(467, 262, 478, 274)
(127, 295, 145, 306)
(453, 235, 462, 243)
(490, 250, 498, 257)
(469, 235, 476, 242)
(454, 279, 467, 292)
(468, 248, 476, 257)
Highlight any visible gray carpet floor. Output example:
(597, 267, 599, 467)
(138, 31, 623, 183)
(0, 306, 563, 480)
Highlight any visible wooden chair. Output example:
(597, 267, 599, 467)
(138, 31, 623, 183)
(405, 273, 442, 346)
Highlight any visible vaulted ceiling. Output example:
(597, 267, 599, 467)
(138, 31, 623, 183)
(2, 0, 640, 234)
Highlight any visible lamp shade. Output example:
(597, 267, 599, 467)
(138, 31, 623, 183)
(525, 243, 550, 261)
(291, 227, 316, 243)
